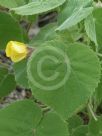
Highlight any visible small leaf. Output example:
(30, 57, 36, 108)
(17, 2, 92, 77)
(0, 100, 42, 136)
(35, 112, 69, 136)
(93, 8, 102, 49)
(13, 59, 29, 88)
(57, 7, 93, 31)
(0, 66, 16, 98)
(11, 0, 66, 15)
(58, 0, 93, 25)
(0, 12, 23, 50)
(85, 14, 98, 47)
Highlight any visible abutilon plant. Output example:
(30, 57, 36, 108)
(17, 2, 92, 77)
(0, 0, 102, 136)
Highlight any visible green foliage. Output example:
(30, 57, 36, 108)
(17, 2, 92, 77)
(68, 115, 83, 134)
(0, 66, 16, 98)
(0, 0, 17, 8)
(0, 0, 102, 135)
(57, 7, 93, 30)
(72, 125, 88, 136)
(0, 12, 23, 50)
(13, 59, 28, 88)
(35, 112, 69, 136)
(0, 100, 42, 136)
(57, 0, 93, 30)
(88, 116, 102, 136)
(11, 0, 66, 15)
(93, 8, 102, 49)
(0, 100, 69, 136)
(27, 41, 101, 118)
(85, 14, 98, 46)
(0, 0, 27, 8)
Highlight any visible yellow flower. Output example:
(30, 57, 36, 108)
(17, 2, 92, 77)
(5, 41, 28, 62)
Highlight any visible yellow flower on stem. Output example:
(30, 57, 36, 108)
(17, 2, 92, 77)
(5, 41, 28, 62)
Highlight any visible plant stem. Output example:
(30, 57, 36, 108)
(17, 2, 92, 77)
(97, 53, 102, 57)
(88, 103, 98, 121)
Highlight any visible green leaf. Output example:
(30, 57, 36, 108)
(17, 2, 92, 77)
(27, 41, 101, 119)
(11, 0, 66, 15)
(13, 59, 29, 88)
(0, 100, 42, 136)
(93, 8, 102, 49)
(57, 7, 93, 31)
(72, 125, 88, 136)
(89, 116, 102, 136)
(0, 0, 27, 8)
(0, 12, 23, 50)
(58, 0, 93, 25)
(35, 112, 69, 136)
(68, 115, 83, 134)
(0, 66, 16, 98)
(0, 0, 17, 8)
(0, 100, 69, 136)
(85, 14, 98, 47)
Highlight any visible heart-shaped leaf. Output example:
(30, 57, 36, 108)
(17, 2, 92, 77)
(27, 41, 101, 119)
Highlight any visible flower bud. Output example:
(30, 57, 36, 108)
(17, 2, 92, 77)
(5, 41, 28, 62)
